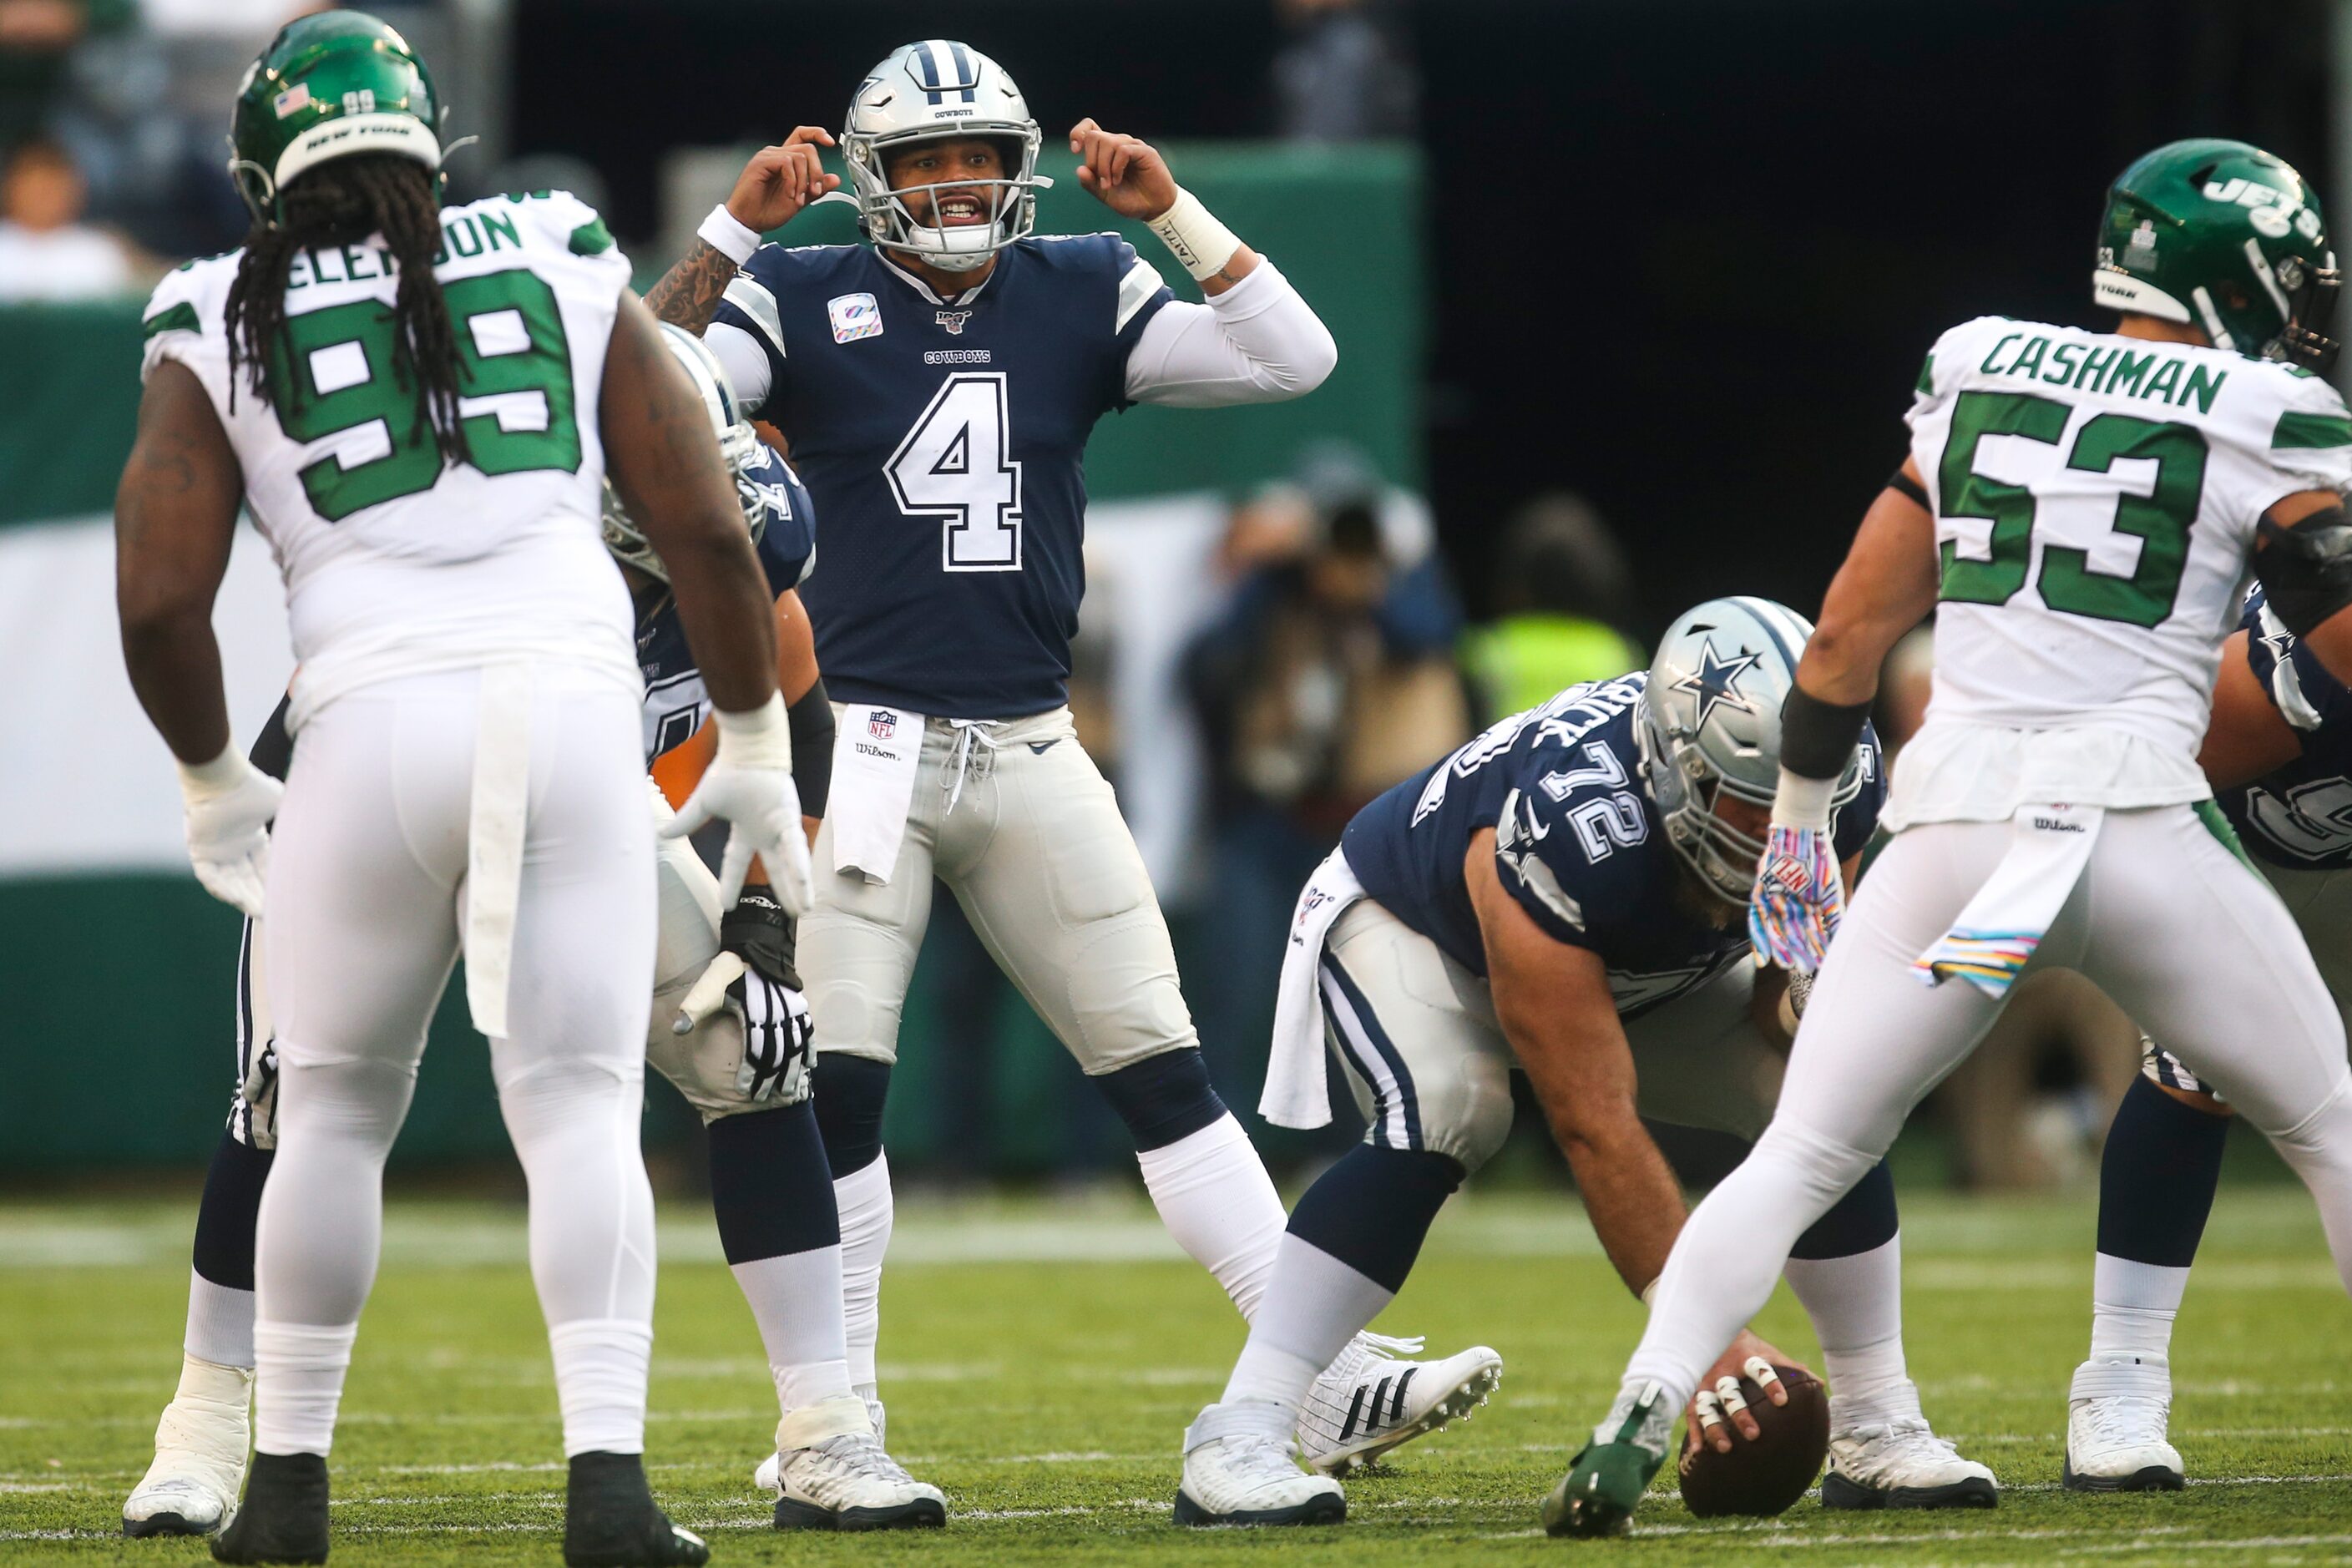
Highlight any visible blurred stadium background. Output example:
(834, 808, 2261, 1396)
(3, 0, 2343, 1196)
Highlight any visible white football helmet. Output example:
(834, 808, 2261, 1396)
(1635, 596, 1870, 904)
(602, 323, 767, 584)
(842, 39, 1050, 272)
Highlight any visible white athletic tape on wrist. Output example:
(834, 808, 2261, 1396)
(176, 744, 254, 798)
(1145, 187, 1242, 282)
(698, 203, 763, 266)
(1772, 770, 1838, 831)
(714, 690, 792, 771)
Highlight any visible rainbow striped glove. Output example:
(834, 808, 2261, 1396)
(1748, 825, 1845, 972)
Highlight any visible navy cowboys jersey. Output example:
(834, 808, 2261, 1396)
(1343, 674, 1887, 1018)
(636, 443, 816, 763)
(2222, 589, 2352, 871)
(710, 234, 1171, 718)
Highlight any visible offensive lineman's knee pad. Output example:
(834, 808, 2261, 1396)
(812, 1054, 892, 1176)
(1414, 1043, 1516, 1176)
(1091, 1048, 1227, 1152)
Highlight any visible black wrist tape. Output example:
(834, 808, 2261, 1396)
(1780, 685, 1871, 781)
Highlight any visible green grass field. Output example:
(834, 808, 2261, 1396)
(3, 1186, 2349, 1564)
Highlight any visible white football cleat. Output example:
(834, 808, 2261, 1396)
(2064, 1358, 2184, 1492)
(1297, 1332, 1502, 1476)
(1820, 1382, 1998, 1510)
(767, 1394, 943, 1531)
(1176, 1400, 1345, 1526)
(753, 1383, 888, 1496)
(122, 1356, 253, 1538)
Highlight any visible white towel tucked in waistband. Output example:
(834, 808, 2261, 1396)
(1912, 802, 2103, 998)
(463, 663, 534, 1038)
(1260, 847, 1367, 1130)
(830, 704, 924, 885)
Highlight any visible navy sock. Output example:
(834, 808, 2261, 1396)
(811, 1055, 890, 1177)
(1286, 1144, 1464, 1292)
(1790, 1159, 1899, 1262)
(707, 1102, 839, 1266)
(2097, 1075, 2229, 1267)
(192, 1128, 273, 1291)
(1092, 1049, 1228, 1152)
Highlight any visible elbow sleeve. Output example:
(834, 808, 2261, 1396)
(788, 677, 833, 817)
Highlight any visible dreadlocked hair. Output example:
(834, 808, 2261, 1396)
(225, 154, 472, 466)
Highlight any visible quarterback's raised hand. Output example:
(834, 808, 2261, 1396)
(660, 694, 816, 915)
(1748, 824, 1845, 972)
(725, 127, 842, 232)
(1069, 119, 1178, 220)
(177, 747, 283, 917)
(672, 889, 817, 1103)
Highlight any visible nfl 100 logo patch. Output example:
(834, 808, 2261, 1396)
(868, 710, 898, 740)
(828, 291, 883, 344)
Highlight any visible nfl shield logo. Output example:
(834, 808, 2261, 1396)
(828, 292, 883, 345)
(868, 710, 898, 740)
(934, 309, 974, 335)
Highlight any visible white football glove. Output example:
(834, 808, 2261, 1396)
(178, 746, 284, 918)
(660, 692, 815, 915)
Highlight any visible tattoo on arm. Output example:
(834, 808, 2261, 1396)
(645, 240, 740, 332)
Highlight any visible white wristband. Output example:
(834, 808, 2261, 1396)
(698, 203, 762, 266)
(1144, 187, 1242, 282)
(713, 690, 791, 769)
(1639, 1278, 1659, 1308)
(176, 744, 250, 799)
(1772, 770, 1839, 831)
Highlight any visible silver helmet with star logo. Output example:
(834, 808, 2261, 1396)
(1635, 596, 1869, 903)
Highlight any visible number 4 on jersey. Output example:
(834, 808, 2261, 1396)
(887, 372, 1024, 572)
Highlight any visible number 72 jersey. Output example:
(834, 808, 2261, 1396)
(1908, 315, 2352, 761)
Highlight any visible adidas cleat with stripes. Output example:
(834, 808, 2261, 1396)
(1298, 1333, 1504, 1476)
(1176, 1401, 1345, 1527)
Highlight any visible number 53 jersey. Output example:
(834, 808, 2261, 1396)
(139, 190, 640, 726)
(1893, 314, 2352, 827)
(711, 235, 1172, 719)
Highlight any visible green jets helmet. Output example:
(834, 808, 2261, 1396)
(2094, 137, 2341, 371)
(226, 10, 446, 225)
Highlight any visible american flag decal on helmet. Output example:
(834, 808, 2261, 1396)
(911, 39, 979, 105)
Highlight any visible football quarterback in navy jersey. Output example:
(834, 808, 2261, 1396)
(2067, 587, 2352, 1491)
(643, 40, 1489, 1477)
(123, 329, 949, 1540)
(1175, 599, 1996, 1525)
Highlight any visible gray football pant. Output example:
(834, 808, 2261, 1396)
(800, 706, 1196, 1074)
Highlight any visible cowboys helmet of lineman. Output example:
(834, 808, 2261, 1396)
(643, 39, 1496, 1481)
(1555, 137, 2352, 1538)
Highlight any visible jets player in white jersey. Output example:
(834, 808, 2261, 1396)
(114, 13, 810, 1563)
(1554, 137, 2352, 1537)
(645, 40, 1490, 1475)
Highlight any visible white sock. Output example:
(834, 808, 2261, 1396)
(1220, 1236, 1392, 1414)
(730, 1248, 854, 1414)
(252, 1319, 357, 1456)
(185, 1270, 257, 1371)
(1783, 1235, 1910, 1404)
(548, 1318, 651, 1456)
(833, 1152, 894, 1389)
(2089, 1253, 2188, 1363)
(1136, 1114, 1287, 1321)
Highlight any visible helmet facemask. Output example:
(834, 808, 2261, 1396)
(1636, 714, 1776, 907)
(2274, 247, 2344, 372)
(845, 124, 1044, 273)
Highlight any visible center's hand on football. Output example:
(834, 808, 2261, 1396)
(1686, 1332, 1802, 1455)
(726, 127, 842, 233)
(1069, 119, 1178, 220)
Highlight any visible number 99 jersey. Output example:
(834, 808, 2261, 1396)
(1901, 315, 2352, 808)
(139, 190, 640, 726)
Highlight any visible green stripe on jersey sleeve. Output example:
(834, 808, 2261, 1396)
(2273, 409, 2352, 449)
(1914, 352, 1935, 396)
(142, 301, 200, 339)
(569, 216, 615, 255)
